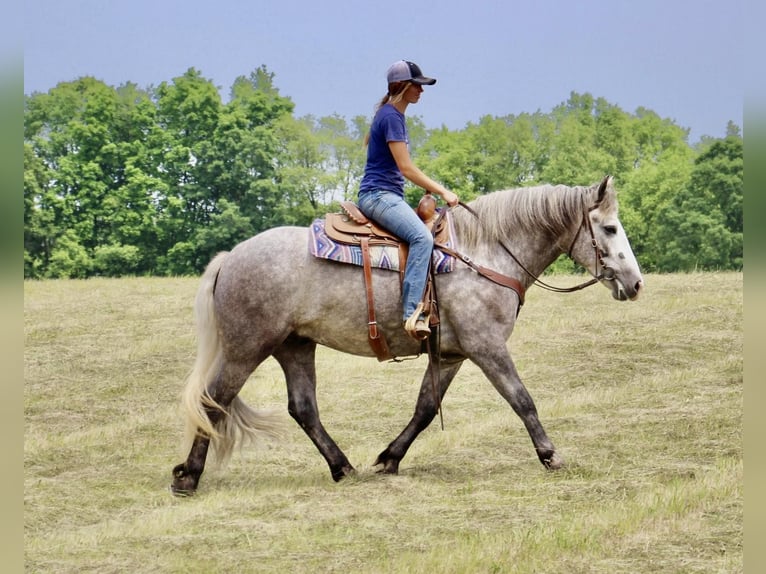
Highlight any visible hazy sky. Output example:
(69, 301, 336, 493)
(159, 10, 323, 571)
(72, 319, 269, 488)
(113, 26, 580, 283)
(24, 0, 744, 143)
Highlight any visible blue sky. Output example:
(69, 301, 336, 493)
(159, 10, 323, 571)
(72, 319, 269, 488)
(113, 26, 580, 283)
(23, 0, 744, 143)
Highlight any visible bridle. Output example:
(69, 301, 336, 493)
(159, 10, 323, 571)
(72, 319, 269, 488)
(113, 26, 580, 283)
(561, 200, 617, 285)
(456, 197, 616, 296)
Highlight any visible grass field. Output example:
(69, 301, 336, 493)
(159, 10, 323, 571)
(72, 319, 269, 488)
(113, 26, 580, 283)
(24, 272, 742, 573)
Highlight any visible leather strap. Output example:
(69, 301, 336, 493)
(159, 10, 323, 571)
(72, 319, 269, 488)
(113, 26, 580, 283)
(435, 243, 526, 305)
(360, 237, 391, 361)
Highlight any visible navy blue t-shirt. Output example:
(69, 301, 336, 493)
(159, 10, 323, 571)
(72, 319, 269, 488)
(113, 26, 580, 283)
(358, 104, 408, 197)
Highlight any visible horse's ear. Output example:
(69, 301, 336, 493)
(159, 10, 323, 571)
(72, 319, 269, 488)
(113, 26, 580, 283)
(595, 175, 615, 209)
(596, 175, 611, 202)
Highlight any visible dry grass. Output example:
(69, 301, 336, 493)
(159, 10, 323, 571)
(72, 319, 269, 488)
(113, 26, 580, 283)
(24, 273, 742, 573)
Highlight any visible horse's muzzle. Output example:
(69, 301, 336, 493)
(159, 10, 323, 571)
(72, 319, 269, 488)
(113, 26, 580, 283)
(612, 276, 643, 301)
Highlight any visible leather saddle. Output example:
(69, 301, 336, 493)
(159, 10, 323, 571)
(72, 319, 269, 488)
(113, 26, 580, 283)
(325, 200, 451, 248)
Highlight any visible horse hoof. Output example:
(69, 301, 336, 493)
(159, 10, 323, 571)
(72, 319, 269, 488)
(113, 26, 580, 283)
(169, 484, 195, 497)
(373, 457, 400, 475)
(331, 464, 356, 482)
(171, 463, 200, 495)
(543, 452, 565, 470)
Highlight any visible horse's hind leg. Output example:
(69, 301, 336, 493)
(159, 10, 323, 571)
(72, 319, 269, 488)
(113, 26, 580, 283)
(171, 435, 212, 496)
(375, 359, 464, 475)
(273, 336, 355, 481)
(171, 358, 256, 495)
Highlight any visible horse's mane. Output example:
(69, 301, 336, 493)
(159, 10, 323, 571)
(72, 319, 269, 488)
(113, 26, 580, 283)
(451, 183, 602, 249)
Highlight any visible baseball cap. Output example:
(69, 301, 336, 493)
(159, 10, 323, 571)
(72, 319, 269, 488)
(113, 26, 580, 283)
(386, 60, 437, 85)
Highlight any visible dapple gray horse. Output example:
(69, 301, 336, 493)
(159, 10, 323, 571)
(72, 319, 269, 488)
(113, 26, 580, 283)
(171, 176, 643, 495)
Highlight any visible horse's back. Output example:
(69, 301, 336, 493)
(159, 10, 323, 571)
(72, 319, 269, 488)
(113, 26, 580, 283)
(216, 226, 322, 309)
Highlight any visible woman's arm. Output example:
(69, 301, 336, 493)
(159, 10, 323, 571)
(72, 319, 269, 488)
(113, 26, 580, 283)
(389, 141, 459, 206)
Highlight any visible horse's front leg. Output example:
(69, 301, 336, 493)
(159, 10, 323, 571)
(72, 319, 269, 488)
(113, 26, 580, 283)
(473, 347, 564, 469)
(375, 359, 464, 474)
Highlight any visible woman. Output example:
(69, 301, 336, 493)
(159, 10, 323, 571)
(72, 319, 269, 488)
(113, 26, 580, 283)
(358, 60, 459, 340)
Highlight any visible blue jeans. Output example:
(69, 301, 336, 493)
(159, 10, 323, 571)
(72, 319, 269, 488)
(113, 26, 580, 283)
(358, 190, 434, 322)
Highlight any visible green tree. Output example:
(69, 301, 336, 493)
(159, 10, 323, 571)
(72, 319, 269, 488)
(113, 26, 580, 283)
(593, 97, 634, 175)
(413, 125, 477, 202)
(154, 68, 222, 232)
(690, 136, 743, 235)
(271, 114, 327, 225)
(93, 244, 142, 276)
(653, 201, 735, 271)
(24, 143, 56, 277)
(316, 114, 366, 203)
(25, 77, 172, 277)
(215, 67, 295, 234)
(460, 112, 555, 192)
(152, 66, 296, 273)
(160, 199, 254, 275)
(617, 109, 695, 271)
(539, 93, 616, 185)
(653, 135, 743, 271)
(46, 230, 91, 278)
(464, 115, 519, 193)
(25, 77, 129, 276)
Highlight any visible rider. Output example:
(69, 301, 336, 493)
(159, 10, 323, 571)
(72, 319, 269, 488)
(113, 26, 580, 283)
(358, 60, 459, 340)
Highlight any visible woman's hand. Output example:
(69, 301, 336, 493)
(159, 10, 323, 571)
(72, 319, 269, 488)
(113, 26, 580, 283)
(440, 190, 459, 207)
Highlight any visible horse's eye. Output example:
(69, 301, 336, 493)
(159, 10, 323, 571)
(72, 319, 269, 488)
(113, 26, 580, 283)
(603, 225, 618, 235)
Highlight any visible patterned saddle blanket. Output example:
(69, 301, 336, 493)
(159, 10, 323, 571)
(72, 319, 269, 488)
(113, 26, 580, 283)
(308, 208, 457, 274)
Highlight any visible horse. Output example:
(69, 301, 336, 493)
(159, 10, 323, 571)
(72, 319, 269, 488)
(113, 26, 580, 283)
(170, 175, 643, 495)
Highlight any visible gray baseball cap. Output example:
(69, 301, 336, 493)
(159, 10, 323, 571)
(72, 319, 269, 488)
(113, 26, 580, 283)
(386, 60, 437, 85)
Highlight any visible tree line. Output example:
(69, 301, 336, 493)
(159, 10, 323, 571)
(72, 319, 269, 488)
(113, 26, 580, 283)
(23, 66, 743, 278)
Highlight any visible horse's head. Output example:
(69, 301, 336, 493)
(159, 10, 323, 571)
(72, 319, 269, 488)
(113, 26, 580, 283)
(569, 176, 643, 301)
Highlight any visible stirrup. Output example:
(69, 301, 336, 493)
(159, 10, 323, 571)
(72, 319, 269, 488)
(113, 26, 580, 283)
(404, 304, 430, 340)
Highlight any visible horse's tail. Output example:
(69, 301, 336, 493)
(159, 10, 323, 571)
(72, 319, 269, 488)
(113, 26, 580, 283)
(180, 251, 284, 466)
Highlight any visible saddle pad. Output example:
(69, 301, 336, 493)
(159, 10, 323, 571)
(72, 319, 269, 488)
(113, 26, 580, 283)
(309, 218, 456, 274)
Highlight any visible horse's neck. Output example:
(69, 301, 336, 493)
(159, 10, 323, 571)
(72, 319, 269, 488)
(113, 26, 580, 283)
(455, 188, 580, 280)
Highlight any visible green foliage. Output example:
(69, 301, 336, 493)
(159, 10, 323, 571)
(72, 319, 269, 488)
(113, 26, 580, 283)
(24, 67, 298, 277)
(652, 136, 743, 271)
(540, 94, 616, 185)
(93, 243, 142, 276)
(191, 199, 254, 270)
(159, 240, 197, 276)
(45, 230, 91, 278)
(24, 70, 742, 278)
